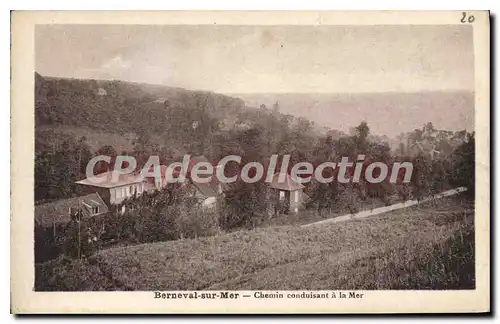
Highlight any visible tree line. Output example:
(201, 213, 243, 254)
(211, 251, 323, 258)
(34, 73, 475, 262)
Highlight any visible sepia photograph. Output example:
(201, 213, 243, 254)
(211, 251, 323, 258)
(11, 11, 490, 313)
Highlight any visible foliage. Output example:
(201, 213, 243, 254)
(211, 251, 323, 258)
(35, 136, 92, 202)
(62, 218, 98, 259)
(35, 196, 474, 291)
(34, 73, 476, 260)
(449, 132, 475, 195)
(220, 183, 268, 230)
(175, 205, 221, 239)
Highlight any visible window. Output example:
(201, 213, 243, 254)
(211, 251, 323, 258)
(92, 206, 99, 215)
(130, 185, 134, 195)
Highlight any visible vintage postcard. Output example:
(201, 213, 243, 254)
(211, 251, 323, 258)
(11, 11, 490, 314)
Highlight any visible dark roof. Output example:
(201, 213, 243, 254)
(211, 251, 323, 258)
(187, 156, 212, 173)
(185, 156, 227, 197)
(35, 193, 109, 227)
(269, 172, 305, 191)
(193, 182, 219, 198)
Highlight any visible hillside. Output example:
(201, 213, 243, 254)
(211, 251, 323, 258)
(35, 72, 246, 139)
(35, 195, 474, 291)
(231, 92, 474, 138)
(35, 73, 332, 155)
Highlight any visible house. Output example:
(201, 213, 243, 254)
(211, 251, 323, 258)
(145, 163, 223, 208)
(75, 170, 162, 206)
(267, 172, 306, 215)
(185, 179, 223, 208)
(409, 138, 440, 160)
(35, 193, 109, 237)
(185, 156, 225, 208)
(145, 165, 171, 188)
(34, 193, 109, 262)
(96, 87, 107, 96)
(75, 155, 226, 209)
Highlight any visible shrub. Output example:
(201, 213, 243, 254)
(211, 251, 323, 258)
(175, 204, 220, 239)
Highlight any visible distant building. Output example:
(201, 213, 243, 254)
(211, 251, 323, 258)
(96, 88, 107, 96)
(267, 172, 306, 215)
(154, 98, 168, 104)
(409, 138, 440, 160)
(186, 180, 223, 208)
(185, 156, 225, 208)
(35, 193, 109, 237)
(34, 193, 109, 262)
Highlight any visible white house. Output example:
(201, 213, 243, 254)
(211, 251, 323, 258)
(75, 170, 150, 206)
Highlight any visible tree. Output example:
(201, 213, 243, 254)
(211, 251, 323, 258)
(307, 179, 340, 214)
(411, 156, 432, 201)
(221, 182, 267, 230)
(35, 151, 53, 201)
(450, 132, 475, 195)
(50, 140, 78, 199)
(97, 145, 117, 157)
(62, 211, 97, 259)
(410, 129, 424, 143)
(272, 101, 280, 114)
(423, 122, 435, 136)
(95, 145, 117, 173)
(35, 135, 93, 202)
(75, 136, 92, 178)
(355, 121, 370, 153)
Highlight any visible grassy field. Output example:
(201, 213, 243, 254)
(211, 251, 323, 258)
(259, 196, 394, 228)
(35, 195, 475, 291)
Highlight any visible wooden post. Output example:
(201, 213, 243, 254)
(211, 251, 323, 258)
(78, 201, 81, 259)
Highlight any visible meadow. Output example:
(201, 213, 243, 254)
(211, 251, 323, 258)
(35, 194, 474, 291)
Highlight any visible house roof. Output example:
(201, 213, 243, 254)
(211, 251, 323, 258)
(184, 156, 225, 197)
(187, 156, 212, 173)
(146, 165, 170, 179)
(35, 193, 109, 227)
(75, 170, 144, 188)
(145, 156, 214, 182)
(269, 172, 305, 191)
(193, 181, 220, 198)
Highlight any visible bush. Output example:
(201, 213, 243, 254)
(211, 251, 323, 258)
(175, 205, 220, 239)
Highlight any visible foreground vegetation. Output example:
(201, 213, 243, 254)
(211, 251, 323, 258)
(35, 195, 474, 291)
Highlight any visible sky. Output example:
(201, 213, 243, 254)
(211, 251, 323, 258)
(35, 24, 474, 94)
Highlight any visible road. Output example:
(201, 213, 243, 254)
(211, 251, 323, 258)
(302, 186, 468, 227)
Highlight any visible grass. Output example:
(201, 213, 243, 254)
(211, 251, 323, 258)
(35, 195, 474, 291)
(259, 196, 390, 228)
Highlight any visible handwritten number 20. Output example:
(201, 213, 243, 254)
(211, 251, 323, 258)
(461, 12, 475, 23)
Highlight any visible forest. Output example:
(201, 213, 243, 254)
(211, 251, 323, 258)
(34, 73, 475, 262)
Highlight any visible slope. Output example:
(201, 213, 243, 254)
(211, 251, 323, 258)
(35, 195, 474, 291)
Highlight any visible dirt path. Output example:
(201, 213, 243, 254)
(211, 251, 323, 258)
(302, 187, 468, 228)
